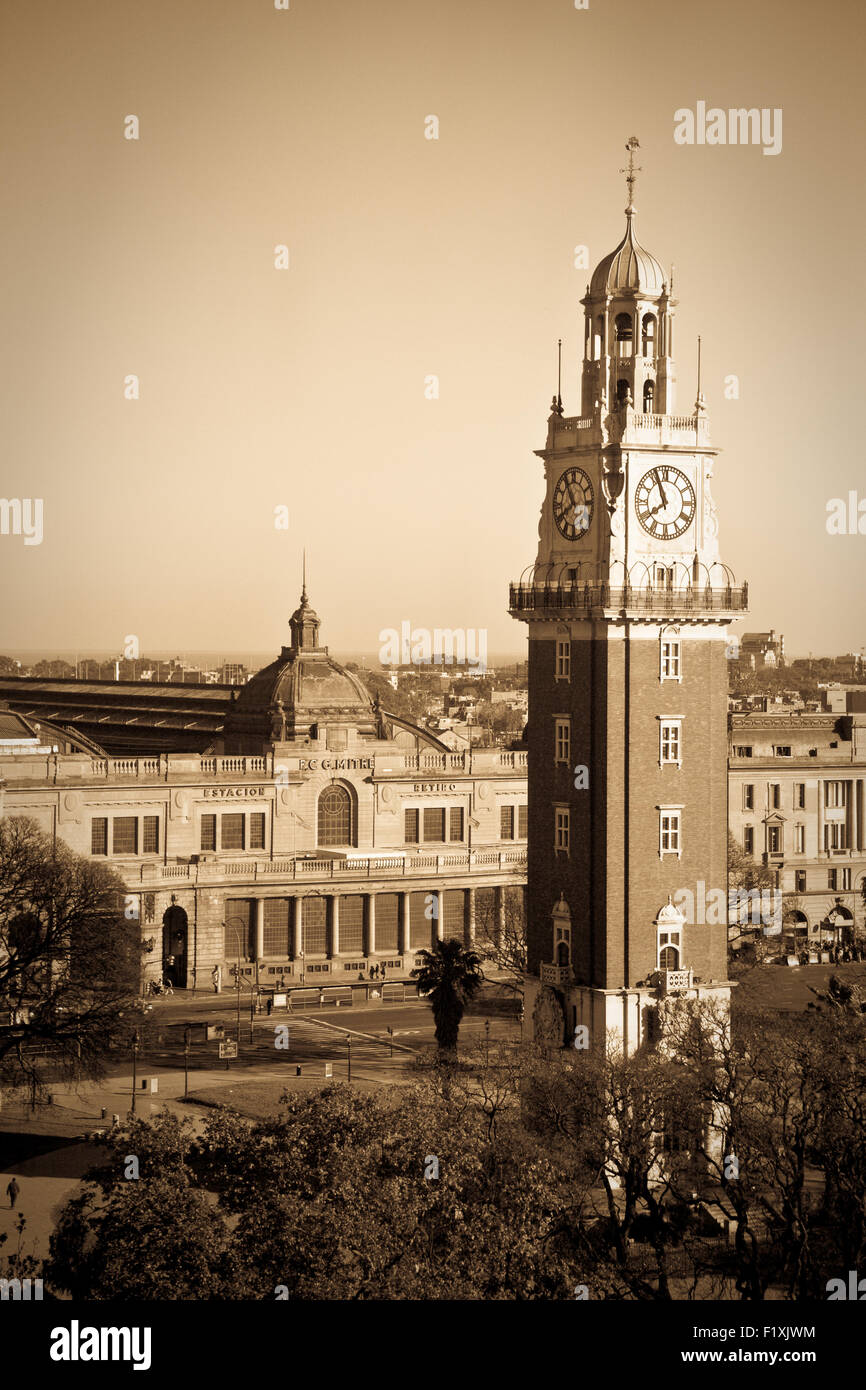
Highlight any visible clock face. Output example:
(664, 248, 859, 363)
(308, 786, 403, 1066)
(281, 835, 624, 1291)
(634, 465, 695, 539)
(552, 467, 594, 540)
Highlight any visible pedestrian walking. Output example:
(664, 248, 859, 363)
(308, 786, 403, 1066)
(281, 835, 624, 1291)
(6, 1177, 20, 1209)
(212, 964, 222, 995)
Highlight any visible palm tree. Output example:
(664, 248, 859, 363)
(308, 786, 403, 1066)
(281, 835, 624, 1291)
(411, 938, 484, 1060)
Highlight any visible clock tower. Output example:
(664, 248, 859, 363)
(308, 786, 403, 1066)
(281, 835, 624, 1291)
(510, 140, 747, 1054)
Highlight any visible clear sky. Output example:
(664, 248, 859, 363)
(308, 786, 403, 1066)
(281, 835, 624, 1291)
(1, 0, 863, 660)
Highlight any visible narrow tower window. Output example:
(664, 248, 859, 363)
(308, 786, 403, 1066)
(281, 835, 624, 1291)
(615, 312, 633, 357)
(643, 379, 655, 413)
(641, 313, 656, 356)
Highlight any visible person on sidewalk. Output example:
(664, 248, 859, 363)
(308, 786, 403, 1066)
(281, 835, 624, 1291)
(6, 1177, 20, 1209)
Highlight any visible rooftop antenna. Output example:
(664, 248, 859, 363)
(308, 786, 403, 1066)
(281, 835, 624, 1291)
(556, 338, 563, 414)
(620, 135, 641, 215)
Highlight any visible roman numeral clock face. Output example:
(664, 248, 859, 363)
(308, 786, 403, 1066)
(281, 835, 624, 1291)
(635, 466, 695, 539)
(552, 467, 593, 540)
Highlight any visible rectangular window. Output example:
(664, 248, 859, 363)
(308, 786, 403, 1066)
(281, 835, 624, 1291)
(659, 720, 681, 766)
(555, 640, 571, 679)
(659, 810, 681, 856)
(770, 784, 781, 810)
(221, 813, 245, 851)
(200, 814, 217, 853)
(404, 808, 419, 844)
(500, 805, 515, 840)
(376, 894, 399, 953)
(773, 745, 792, 757)
(842, 868, 852, 890)
(660, 638, 681, 681)
(91, 818, 108, 856)
(112, 816, 138, 855)
(448, 807, 464, 842)
(734, 746, 753, 758)
(555, 718, 571, 764)
(743, 826, 754, 856)
(142, 816, 159, 855)
(302, 897, 327, 955)
(767, 824, 782, 854)
(795, 824, 805, 854)
(339, 895, 364, 955)
(249, 812, 266, 851)
(554, 807, 570, 853)
(262, 898, 291, 957)
(795, 870, 807, 893)
(824, 823, 848, 851)
(825, 781, 847, 808)
(517, 804, 528, 838)
(795, 783, 806, 809)
(423, 807, 446, 843)
(828, 869, 838, 891)
(743, 784, 754, 810)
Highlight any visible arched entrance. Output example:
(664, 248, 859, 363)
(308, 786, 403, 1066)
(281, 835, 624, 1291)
(162, 903, 188, 988)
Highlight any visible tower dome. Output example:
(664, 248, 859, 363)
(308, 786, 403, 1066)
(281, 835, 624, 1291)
(221, 583, 380, 753)
(589, 209, 666, 299)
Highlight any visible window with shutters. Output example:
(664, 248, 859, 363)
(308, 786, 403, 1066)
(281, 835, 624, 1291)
(554, 806, 570, 853)
(263, 899, 291, 957)
(405, 808, 419, 844)
(200, 814, 217, 852)
(423, 807, 446, 842)
(500, 805, 515, 840)
(142, 816, 159, 854)
(302, 897, 327, 955)
(518, 804, 528, 838)
(91, 818, 108, 856)
(112, 817, 138, 855)
(449, 807, 464, 841)
(249, 812, 266, 851)
(555, 718, 571, 764)
(221, 814, 245, 851)
(339, 896, 364, 955)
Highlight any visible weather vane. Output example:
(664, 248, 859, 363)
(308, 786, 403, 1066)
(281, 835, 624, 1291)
(620, 135, 641, 212)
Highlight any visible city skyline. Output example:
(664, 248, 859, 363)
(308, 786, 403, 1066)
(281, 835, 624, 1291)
(1, 0, 864, 657)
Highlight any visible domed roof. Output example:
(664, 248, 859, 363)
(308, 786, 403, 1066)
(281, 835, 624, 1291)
(589, 210, 666, 298)
(221, 585, 380, 752)
(655, 898, 685, 928)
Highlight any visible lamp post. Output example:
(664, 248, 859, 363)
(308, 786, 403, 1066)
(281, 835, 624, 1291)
(183, 1023, 191, 1099)
(223, 919, 246, 1047)
(347, 1033, 352, 1082)
(130, 1028, 140, 1114)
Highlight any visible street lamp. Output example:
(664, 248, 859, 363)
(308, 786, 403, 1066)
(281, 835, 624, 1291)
(223, 919, 246, 1047)
(130, 1028, 140, 1114)
(347, 1033, 352, 1082)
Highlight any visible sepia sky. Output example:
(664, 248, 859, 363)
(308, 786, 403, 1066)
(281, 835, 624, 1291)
(1, 0, 864, 661)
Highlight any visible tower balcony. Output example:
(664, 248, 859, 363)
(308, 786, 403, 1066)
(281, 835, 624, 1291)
(539, 961, 572, 989)
(653, 967, 694, 995)
(508, 579, 748, 621)
(549, 411, 710, 450)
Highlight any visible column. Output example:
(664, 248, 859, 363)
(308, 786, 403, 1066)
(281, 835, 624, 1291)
(329, 895, 340, 959)
(494, 885, 505, 949)
(434, 888, 444, 942)
(401, 892, 412, 957)
(466, 887, 476, 947)
(289, 898, 299, 962)
(366, 893, 376, 957)
(255, 899, 264, 960)
(817, 780, 824, 859)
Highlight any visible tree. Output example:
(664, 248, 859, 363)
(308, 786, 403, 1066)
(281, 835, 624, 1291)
(474, 887, 527, 998)
(411, 938, 484, 1059)
(0, 816, 142, 1098)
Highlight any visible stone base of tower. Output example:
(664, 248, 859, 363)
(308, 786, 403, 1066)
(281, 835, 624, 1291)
(523, 970, 733, 1060)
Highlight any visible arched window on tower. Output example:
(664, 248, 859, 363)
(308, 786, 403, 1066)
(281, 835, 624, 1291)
(615, 313, 633, 358)
(658, 936, 681, 969)
(643, 379, 655, 413)
(317, 783, 354, 847)
(594, 314, 604, 359)
(642, 313, 656, 357)
(616, 378, 630, 405)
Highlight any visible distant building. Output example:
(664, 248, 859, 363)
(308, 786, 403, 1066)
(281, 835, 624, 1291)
(220, 663, 248, 687)
(729, 709, 866, 954)
(740, 630, 785, 669)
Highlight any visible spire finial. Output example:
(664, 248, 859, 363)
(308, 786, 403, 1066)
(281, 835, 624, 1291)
(556, 338, 563, 415)
(620, 135, 641, 215)
(301, 549, 307, 602)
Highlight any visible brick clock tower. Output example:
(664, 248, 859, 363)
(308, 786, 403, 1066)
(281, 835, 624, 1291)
(509, 140, 748, 1055)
